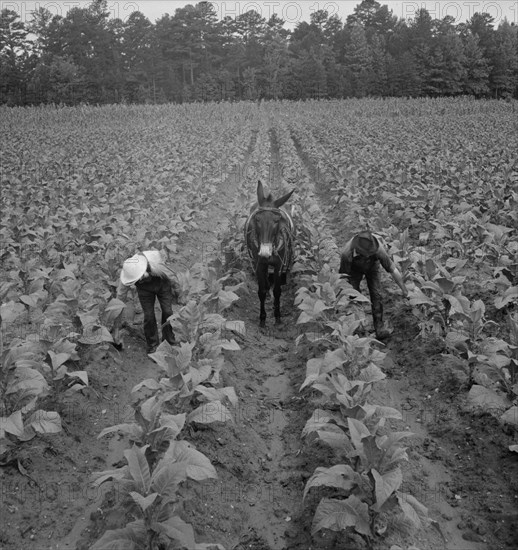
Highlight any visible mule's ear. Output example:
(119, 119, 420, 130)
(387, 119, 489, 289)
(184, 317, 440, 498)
(257, 180, 266, 205)
(273, 188, 295, 208)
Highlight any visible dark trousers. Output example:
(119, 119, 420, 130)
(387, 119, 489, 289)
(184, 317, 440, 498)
(344, 259, 384, 335)
(135, 276, 175, 350)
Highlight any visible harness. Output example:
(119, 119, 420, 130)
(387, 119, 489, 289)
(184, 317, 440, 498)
(244, 207, 295, 274)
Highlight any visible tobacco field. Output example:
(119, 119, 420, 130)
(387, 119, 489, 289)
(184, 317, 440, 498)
(0, 97, 517, 550)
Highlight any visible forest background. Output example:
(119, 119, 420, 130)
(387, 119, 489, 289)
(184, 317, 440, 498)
(1, 0, 517, 105)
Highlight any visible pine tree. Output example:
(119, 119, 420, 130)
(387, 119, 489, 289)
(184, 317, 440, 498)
(462, 32, 490, 96)
(301, 50, 327, 98)
(369, 33, 388, 96)
(0, 9, 31, 104)
(343, 24, 372, 97)
(431, 18, 467, 95)
(29, 55, 81, 104)
(123, 12, 154, 102)
(408, 9, 434, 92)
(347, 0, 397, 40)
(489, 21, 518, 98)
(387, 51, 422, 96)
(262, 32, 290, 99)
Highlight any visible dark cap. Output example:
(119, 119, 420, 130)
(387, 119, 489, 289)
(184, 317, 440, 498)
(353, 231, 379, 257)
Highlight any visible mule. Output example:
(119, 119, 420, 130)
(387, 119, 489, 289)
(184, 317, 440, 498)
(244, 181, 295, 327)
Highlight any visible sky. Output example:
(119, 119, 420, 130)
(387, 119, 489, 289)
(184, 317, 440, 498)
(3, 0, 517, 27)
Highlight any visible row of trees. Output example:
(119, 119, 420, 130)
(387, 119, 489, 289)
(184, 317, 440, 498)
(1, 0, 517, 105)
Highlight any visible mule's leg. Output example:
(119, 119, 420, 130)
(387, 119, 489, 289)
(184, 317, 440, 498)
(257, 263, 268, 327)
(273, 267, 282, 325)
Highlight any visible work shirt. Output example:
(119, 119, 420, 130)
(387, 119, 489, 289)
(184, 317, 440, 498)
(339, 234, 394, 275)
(116, 271, 180, 302)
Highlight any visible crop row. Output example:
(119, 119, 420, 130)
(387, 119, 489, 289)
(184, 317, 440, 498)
(89, 265, 245, 549)
(275, 100, 518, 439)
(262, 119, 434, 547)
(0, 103, 259, 462)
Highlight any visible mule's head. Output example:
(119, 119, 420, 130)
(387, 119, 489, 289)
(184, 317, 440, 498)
(253, 181, 295, 260)
(253, 209, 285, 259)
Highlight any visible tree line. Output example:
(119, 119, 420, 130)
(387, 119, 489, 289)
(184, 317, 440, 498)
(1, 0, 517, 105)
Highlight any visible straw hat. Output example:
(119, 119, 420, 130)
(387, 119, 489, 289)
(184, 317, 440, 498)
(353, 231, 379, 257)
(120, 253, 148, 285)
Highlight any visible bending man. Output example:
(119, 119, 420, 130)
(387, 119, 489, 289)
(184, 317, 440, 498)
(113, 250, 178, 353)
(339, 231, 407, 340)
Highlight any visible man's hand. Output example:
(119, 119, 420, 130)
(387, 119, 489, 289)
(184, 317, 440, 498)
(111, 322, 123, 349)
(172, 289, 180, 305)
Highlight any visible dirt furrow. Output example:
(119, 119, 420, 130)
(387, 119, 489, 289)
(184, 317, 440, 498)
(168, 119, 309, 549)
(52, 125, 268, 549)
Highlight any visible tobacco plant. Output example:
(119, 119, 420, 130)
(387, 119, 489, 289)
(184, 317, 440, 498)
(0, 338, 62, 460)
(300, 345, 432, 545)
(91, 444, 223, 550)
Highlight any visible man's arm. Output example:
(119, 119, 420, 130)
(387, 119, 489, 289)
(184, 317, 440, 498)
(378, 246, 408, 296)
(339, 238, 354, 275)
(390, 266, 408, 296)
(339, 253, 352, 275)
(113, 279, 130, 335)
(116, 279, 130, 302)
(167, 274, 181, 304)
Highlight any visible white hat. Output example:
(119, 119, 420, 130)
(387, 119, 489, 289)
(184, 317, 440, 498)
(120, 253, 148, 285)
